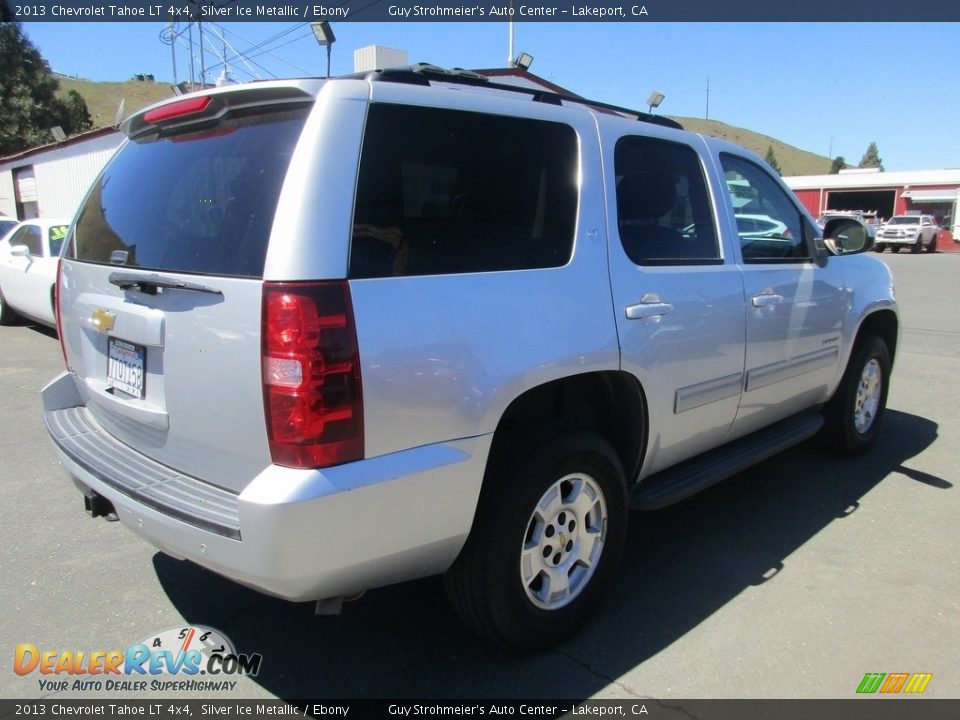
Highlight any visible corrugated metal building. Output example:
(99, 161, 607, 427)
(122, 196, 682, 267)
(0, 128, 124, 221)
(784, 168, 960, 241)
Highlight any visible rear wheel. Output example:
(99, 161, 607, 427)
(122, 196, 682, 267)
(823, 335, 891, 456)
(444, 429, 628, 650)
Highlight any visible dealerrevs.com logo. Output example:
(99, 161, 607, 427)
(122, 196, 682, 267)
(14, 626, 262, 693)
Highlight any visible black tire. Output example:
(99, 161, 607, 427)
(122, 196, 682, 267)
(910, 238, 922, 254)
(0, 286, 20, 325)
(873, 244, 885, 253)
(926, 234, 937, 253)
(822, 335, 891, 456)
(444, 429, 628, 650)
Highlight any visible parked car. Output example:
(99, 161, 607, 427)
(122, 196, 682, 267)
(0, 218, 70, 327)
(42, 66, 898, 650)
(875, 214, 938, 253)
(734, 213, 790, 238)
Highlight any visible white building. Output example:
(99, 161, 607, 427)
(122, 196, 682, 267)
(353, 45, 409, 74)
(0, 128, 124, 221)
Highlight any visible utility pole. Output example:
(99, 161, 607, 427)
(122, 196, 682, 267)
(187, 21, 195, 87)
(198, 17, 207, 87)
(169, 22, 177, 83)
(507, 6, 514, 66)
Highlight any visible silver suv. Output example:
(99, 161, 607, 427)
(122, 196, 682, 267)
(875, 214, 938, 253)
(43, 66, 898, 649)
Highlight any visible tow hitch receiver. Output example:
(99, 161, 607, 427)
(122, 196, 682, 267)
(84, 490, 118, 521)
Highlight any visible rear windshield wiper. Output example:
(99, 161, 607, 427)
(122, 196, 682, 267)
(108, 272, 222, 296)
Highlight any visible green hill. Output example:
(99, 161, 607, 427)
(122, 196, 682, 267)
(673, 117, 833, 176)
(56, 77, 176, 127)
(54, 78, 832, 177)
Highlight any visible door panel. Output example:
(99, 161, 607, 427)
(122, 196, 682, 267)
(717, 153, 845, 437)
(606, 133, 746, 476)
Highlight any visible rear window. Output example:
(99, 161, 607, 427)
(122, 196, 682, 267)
(349, 104, 578, 278)
(69, 107, 308, 278)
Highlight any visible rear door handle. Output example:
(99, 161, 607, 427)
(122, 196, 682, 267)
(626, 293, 674, 320)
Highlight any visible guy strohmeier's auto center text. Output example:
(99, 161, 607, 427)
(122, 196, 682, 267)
(387, 3, 646, 16)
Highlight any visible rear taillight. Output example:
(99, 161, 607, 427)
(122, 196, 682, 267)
(262, 281, 363, 469)
(55, 259, 67, 367)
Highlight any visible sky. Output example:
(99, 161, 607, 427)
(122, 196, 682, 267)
(20, 21, 960, 173)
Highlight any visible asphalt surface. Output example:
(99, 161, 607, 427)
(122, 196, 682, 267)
(1, 252, 957, 702)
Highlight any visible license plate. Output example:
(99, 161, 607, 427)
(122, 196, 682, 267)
(107, 338, 145, 399)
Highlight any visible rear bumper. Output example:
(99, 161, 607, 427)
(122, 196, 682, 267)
(42, 371, 490, 601)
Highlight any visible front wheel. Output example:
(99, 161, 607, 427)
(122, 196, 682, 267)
(926, 234, 938, 253)
(822, 335, 891, 456)
(0, 287, 21, 325)
(444, 429, 628, 650)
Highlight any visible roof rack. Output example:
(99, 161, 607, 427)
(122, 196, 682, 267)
(351, 64, 683, 131)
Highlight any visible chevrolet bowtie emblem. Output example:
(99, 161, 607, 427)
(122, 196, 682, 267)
(90, 308, 116, 333)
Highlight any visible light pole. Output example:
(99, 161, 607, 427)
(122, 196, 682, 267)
(311, 22, 336, 78)
(646, 91, 665, 115)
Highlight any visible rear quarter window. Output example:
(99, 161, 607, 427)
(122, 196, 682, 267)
(349, 104, 579, 278)
(69, 107, 308, 278)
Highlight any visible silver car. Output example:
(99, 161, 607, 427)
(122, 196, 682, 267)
(43, 66, 898, 649)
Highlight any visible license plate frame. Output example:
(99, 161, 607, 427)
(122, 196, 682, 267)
(107, 337, 146, 399)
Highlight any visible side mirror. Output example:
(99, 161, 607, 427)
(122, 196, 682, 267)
(9, 244, 30, 258)
(822, 218, 871, 255)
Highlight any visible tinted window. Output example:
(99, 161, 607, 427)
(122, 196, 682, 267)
(720, 154, 809, 262)
(70, 108, 308, 278)
(10, 225, 43, 256)
(614, 136, 719, 265)
(349, 105, 578, 278)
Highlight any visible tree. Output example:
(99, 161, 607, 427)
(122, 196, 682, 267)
(0, 22, 90, 156)
(829, 156, 846, 174)
(764, 145, 782, 175)
(858, 142, 884, 171)
(60, 89, 92, 135)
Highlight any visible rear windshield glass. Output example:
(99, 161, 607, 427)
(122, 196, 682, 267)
(70, 107, 308, 278)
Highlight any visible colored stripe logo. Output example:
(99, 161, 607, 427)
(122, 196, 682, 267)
(857, 672, 933, 694)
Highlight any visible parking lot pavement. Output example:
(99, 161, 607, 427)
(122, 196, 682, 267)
(1, 252, 957, 702)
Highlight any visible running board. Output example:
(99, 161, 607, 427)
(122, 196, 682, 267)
(630, 411, 824, 510)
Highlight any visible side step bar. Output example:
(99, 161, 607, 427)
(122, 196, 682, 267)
(630, 411, 824, 510)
